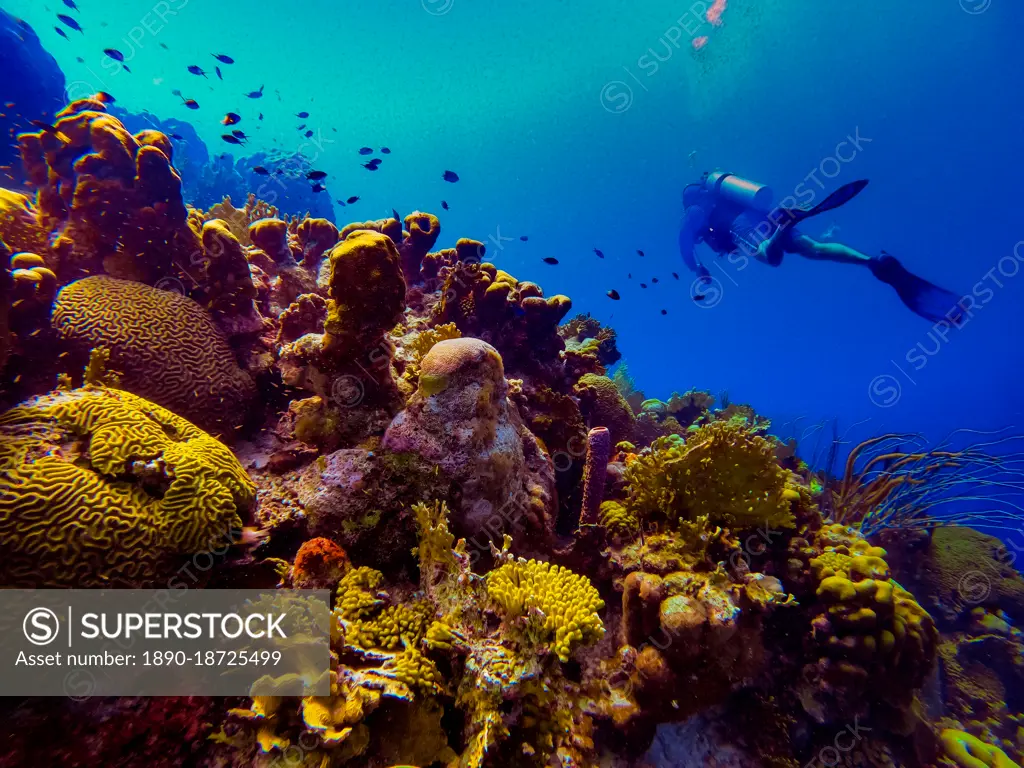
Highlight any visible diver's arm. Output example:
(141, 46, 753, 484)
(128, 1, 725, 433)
(679, 204, 710, 278)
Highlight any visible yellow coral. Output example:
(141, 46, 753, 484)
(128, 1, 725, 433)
(624, 421, 797, 531)
(941, 729, 1021, 768)
(0, 386, 255, 587)
(346, 601, 432, 651)
(383, 646, 444, 695)
(599, 500, 639, 542)
(335, 566, 385, 620)
(487, 558, 605, 662)
(403, 322, 462, 384)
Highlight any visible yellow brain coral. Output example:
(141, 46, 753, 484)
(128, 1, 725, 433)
(51, 276, 255, 439)
(486, 558, 605, 662)
(0, 386, 255, 587)
(940, 729, 1021, 768)
(624, 421, 798, 531)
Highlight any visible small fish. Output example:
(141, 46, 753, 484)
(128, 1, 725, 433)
(380, 147, 391, 154)
(96, 92, 116, 104)
(188, 65, 208, 78)
(520, 236, 528, 242)
(57, 14, 82, 32)
(594, 248, 604, 259)
(296, 124, 306, 131)
(104, 49, 125, 62)
(335, 199, 346, 206)
(442, 170, 459, 183)
(231, 129, 247, 140)
(661, 309, 667, 315)
(216, 66, 223, 80)
(304, 130, 313, 138)
(252, 166, 269, 175)
(311, 183, 325, 193)
(607, 289, 621, 300)
(628, 273, 632, 278)
(441, 200, 449, 211)
(637, 249, 645, 257)
(245, 85, 264, 99)
(75, 56, 84, 63)
(362, 162, 379, 171)
(63, 0, 79, 10)
(183, 99, 199, 110)
(30, 120, 69, 142)
(295, 111, 309, 118)
(652, 277, 659, 283)
(306, 171, 327, 181)
(542, 257, 559, 265)
(640, 283, 647, 288)
(169, 133, 183, 140)
(221, 112, 241, 125)
(392, 208, 400, 221)
(348, 196, 361, 204)
(171, 89, 181, 97)
(258, 113, 264, 121)
(54, 26, 69, 39)
(160, 43, 169, 50)
(221, 134, 242, 144)
(213, 54, 234, 64)
(358, 147, 373, 155)
(672, 272, 679, 280)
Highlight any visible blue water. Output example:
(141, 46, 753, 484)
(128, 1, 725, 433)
(4, 0, 1024, 463)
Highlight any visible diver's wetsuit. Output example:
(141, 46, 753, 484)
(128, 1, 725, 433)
(679, 174, 965, 323)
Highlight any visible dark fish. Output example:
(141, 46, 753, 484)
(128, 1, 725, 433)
(295, 111, 309, 118)
(57, 14, 82, 32)
(221, 134, 242, 144)
(392, 208, 400, 221)
(362, 162, 379, 171)
(221, 112, 241, 125)
(335, 199, 346, 206)
(306, 171, 327, 181)
(122, 65, 132, 73)
(296, 124, 306, 131)
(75, 56, 84, 63)
(188, 65, 208, 78)
(231, 129, 247, 140)
(103, 48, 124, 62)
(441, 200, 449, 210)
(661, 309, 667, 315)
(348, 196, 361, 204)
(213, 54, 234, 64)
(672, 272, 679, 280)
(358, 147, 373, 155)
(380, 147, 390, 154)
(520, 236, 528, 242)
(55, 26, 69, 39)
(442, 170, 459, 183)
(216, 66, 223, 80)
(637, 249, 645, 256)
(160, 43, 169, 50)
(640, 283, 647, 288)
(311, 183, 325, 193)
(63, 0, 79, 10)
(169, 133, 183, 140)
(607, 290, 621, 300)
(258, 113, 264, 121)
(252, 166, 269, 175)
(542, 257, 559, 265)
(594, 248, 604, 258)
(304, 130, 313, 138)
(96, 91, 116, 103)
(245, 85, 264, 98)
(628, 273, 632, 278)
(652, 277, 659, 283)
(183, 99, 199, 110)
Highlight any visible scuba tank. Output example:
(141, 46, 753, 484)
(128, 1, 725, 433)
(703, 170, 775, 213)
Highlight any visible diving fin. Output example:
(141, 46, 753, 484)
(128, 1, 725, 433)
(870, 251, 965, 324)
(777, 179, 869, 231)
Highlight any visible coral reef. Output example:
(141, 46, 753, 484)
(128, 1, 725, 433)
(0, 384, 255, 587)
(52, 275, 255, 438)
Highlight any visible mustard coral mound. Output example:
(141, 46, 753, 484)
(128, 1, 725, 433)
(52, 276, 255, 438)
(486, 558, 605, 662)
(0, 386, 255, 587)
(625, 421, 797, 531)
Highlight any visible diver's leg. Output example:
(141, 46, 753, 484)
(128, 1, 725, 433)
(786, 233, 872, 266)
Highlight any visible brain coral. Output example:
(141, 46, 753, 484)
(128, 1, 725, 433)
(0, 386, 255, 587)
(51, 276, 255, 439)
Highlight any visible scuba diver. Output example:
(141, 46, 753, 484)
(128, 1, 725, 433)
(680, 171, 964, 323)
